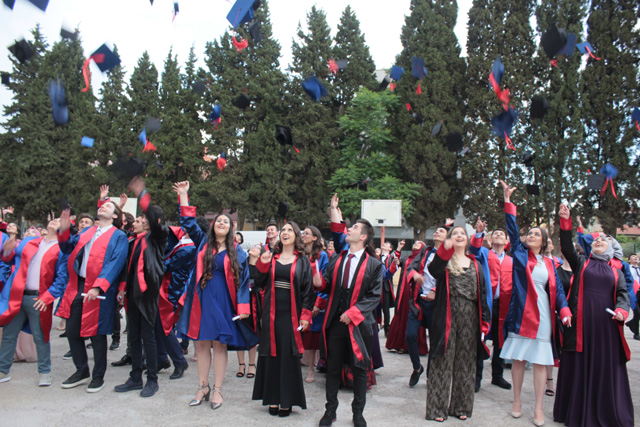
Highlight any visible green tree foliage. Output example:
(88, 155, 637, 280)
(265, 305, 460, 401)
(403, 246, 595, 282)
(328, 89, 421, 222)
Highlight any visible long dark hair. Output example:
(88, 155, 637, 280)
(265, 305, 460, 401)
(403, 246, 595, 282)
(528, 227, 549, 255)
(304, 225, 323, 261)
(274, 221, 305, 255)
(356, 219, 376, 257)
(201, 213, 239, 289)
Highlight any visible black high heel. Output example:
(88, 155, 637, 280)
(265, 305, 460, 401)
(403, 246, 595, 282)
(279, 408, 291, 417)
(236, 363, 246, 377)
(268, 406, 279, 416)
(247, 363, 256, 379)
(189, 383, 211, 406)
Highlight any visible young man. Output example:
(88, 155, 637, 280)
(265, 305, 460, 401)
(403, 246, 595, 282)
(0, 218, 69, 386)
(114, 177, 168, 398)
(317, 194, 382, 427)
(470, 218, 513, 391)
(379, 242, 396, 337)
(264, 222, 279, 252)
(57, 199, 128, 393)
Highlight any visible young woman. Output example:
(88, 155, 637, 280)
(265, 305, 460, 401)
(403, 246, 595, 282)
(426, 226, 490, 422)
(173, 181, 253, 410)
(300, 225, 328, 383)
(554, 204, 633, 426)
(251, 222, 314, 417)
(499, 181, 571, 426)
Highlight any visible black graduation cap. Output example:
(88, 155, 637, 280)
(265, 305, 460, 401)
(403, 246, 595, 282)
(445, 133, 463, 153)
(540, 25, 567, 59)
(227, 0, 256, 29)
(530, 96, 549, 119)
(8, 39, 34, 64)
(3, 0, 16, 9)
(154, 161, 163, 169)
(275, 125, 292, 147)
(60, 27, 78, 41)
(58, 198, 71, 211)
(431, 121, 443, 137)
(522, 151, 534, 168)
(492, 107, 519, 138)
(113, 157, 144, 182)
(48, 80, 68, 126)
(412, 112, 424, 125)
(1, 73, 10, 86)
(192, 80, 206, 94)
(587, 174, 605, 190)
(336, 60, 348, 71)
(379, 75, 391, 91)
(90, 44, 121, 72)
(27, 0, 48, 11)
(249, 21, 262, 43)
(234, 93, 251, 110)
(145, 117, 161, 133)
(277, 201, 289, 219)
(526, 184, 540, 196)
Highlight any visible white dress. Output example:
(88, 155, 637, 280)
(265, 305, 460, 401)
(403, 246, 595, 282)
(500, 255, 554, 365)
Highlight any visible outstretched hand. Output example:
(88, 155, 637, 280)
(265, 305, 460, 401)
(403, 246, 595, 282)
(118, 194, 128, 210)
(99, 185, 109, 201)
(443, 238, 453, 251)
(475, 217, 486, 234)
(576, 215, 583, 229)
(445, 218, 455, 227)
(260, 250, 273, 264)
(499, 180, 516, 202)
(559, 204, 570, 220)
(59, 208, 71, 233)
(172, 181, 190, 195)
(127, 176, 145, 198)
(330, 193, 339, 210)
(397, 239, 406, 251)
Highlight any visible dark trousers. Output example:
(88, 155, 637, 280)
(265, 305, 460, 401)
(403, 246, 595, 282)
(67, 296, 108, 380)
(113, 306, 121, 342)
(154, 314, 186, 367)
(382, 283, 394, 334)
(477, 298, 504, 381)
(180, 336, 189, 351)
(127, 300, 157, 383)
(407, 298, 435, 372)
(626, 291, 640, 335)
(325, 319, 369, 415)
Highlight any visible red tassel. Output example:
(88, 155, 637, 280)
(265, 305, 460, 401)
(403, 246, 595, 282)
(585, 46, 601, 61)
(328, 59, 338, 75)
(406, 103, 412, 111)
(635, 121, 640, 131)
(81, 58, 92, 93)
(293, 146, 300, 154)
(550, 59, 558, 68)
(143, 141, 157, 152)
(232, 35, 248, 52)
(211, 117, 221, 130)
(504, 132, 515, 151)
(601, 177, 618, 198)
(389, 83, 396, 92)
(416, 82, 422, 95)
(216, 157, 227, 171)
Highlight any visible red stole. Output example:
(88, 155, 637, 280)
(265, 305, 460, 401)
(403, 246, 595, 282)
(267, 253, 303, 356)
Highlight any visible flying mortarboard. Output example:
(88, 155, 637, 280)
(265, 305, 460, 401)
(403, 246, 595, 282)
(378, 75, 391, 91)
(328, 59, 339, 75)
(192, 80, 206, 94)
(217, 152, 227, 171)
(58, 198, 71, 211)
(412, 112, 424, 125)
(444, 133, 463, 153)
(139, 128, 148, 145)
(600, 163, 619, 198)
(249, 21, 262, 43)
(89, 44, 121, 72)
(275, 125, 299, 153)
(3, 0, 16, 9)
(632, 107, 640, 130)
(60, 27, 79, 41)
(522, 151, 534, 168)
(26, 0, 48, 11)
(1, 73, 10, 86)
(540, 25, 567, 59)
(411, 57, 428, 79)
(173, 2, 179, 13)
(8, 39, 34, 64)
(81, 136, 94, 148)
(145, 117, 162, 133)
(390, 65, 404, 81)
(526, 184, 540, 196)
(48, 80, 68, 126)
(557, 33, 577, 57)
(209, 105, 221, 121)
(491, 57, 504, 86)
(492, 107, 519, 150)
(431, 120, 443, 137)
(233, 93, 251, 110)
(587, 174, 605, 190)
(302, 75, 328, 102)
(227, 0, 256, 29)
(336, 60, 348, 71)
(530, 96, 549, 119)
(576, 41, 600, 60)
(277, 201, 289, 219)
(113, 156, 144, 182)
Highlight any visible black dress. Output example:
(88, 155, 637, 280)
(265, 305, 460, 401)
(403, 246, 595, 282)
(252, 261, 306, 409)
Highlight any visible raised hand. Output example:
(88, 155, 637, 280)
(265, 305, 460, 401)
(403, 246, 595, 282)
(445, 218, 455, 227)
(99, 185, 109, 201)
(127, 176, 145, 198)
(172, 181, 190, 195)
(576, 215, 583, 229)
(499, 180, 517, 202)
(118, 194, 128, 210)
(2, 206, 14, 216)
(59, 208, 71, 232)
(559, 204, 570, 220)
(260, 250, 273, 264)
(475, 217, 486, 234)
(330, 193, 339, 210)
(397, 239, 406, 251)
(443, 238, 453, 251)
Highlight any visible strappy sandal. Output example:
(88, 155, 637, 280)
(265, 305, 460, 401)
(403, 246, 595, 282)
(545, 378, 554, 396)
(246, 363, 256, 379)
(236, 363, 246, 377)
(211, 387, 223, 410)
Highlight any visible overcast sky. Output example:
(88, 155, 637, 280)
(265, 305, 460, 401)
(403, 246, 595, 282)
(0, 0, 473, 112)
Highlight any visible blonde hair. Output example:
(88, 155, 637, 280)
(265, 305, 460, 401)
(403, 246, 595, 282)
(446, 226, 470, 276)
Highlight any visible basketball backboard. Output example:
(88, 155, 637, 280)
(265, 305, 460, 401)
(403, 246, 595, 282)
(361, 200, 402, 227)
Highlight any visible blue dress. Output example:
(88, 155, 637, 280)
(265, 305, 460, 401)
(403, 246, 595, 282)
(198, 250, 244, 346)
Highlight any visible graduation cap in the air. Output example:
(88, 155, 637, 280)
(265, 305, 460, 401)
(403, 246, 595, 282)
(209, 105, 221, 129)
(491, 57, 504, 86)
(526, 184, 540, 196)
(58, 198, 71, 211)
(522, 151, 534, 168)
(600, 163, 618, 198)
(227, 0, 257, 29)
(249, 21, 262, 43)
(489, 57, 510, 110)
(217, 152, 227, 171)
(576, 41, 600, 60)
(411, 57, 428, 79)
(492, 107, 519, 150)
(113, 156, 144, 182)
(557, 33, 577, 57)
(192, 80, 206, 94)
(277, 201, 289, 219)
(1, 73, 10, 87)
(336, 60, 348, 71)
(444, 132, 463, 153)
(632, 107, 640, 131)
(48, 80, 68, 126)
(26, 0, 48, 11)
(530, 96, 549, 119)
(379, 75, 391, 91)
(8, 39, 34, 64)
(81, 136, 94, 148)
(275, 125, 299, 153)
(412, 112, 424, 125)
(89, 44, 121, 72)
(145, 117, 161, 133)
(3, 0, 16, 9)
(302, 75, 328, 102)
(587, 173, 605, 190)
(138, 128, 157, 152)
(234, 93, 251, 110)
(60, 27, 79, 41)
(390, 65, 404, 81)
(540, 25, 567, 59)
(431, 120, 443, 137)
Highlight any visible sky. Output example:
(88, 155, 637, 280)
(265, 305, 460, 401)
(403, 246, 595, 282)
(0, 0, 473, 112)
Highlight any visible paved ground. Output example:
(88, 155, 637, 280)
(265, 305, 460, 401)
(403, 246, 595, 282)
(1, 316, 639, 427)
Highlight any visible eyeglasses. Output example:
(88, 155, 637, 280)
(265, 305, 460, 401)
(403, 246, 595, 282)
(300, 231, 308, 236)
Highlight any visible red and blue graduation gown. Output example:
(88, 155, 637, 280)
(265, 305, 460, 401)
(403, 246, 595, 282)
(0, 237, 69, 343)
(56, 225, 129, 337)
(158, 227, 195, 335)
(254, 252, 314, 356)
(310, 251, 329, 333)
(0, 232, 12, 290)
(317, 222, 383, 370)
(175, 205, 250, 340)
(504, 202, 571, 357)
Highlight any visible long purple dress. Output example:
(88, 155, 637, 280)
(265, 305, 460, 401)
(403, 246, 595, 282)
(553, 260, 634, 426)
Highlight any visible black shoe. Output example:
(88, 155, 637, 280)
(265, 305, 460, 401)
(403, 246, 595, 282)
(109, 340, 120, 351)
(157, 360, 171, 371)
(87, 377, 104, 393)
(62, 350, 72, 360)
(140, 381, 159, 398)
(268, 406, 279, 416)
(319, 411, 336, 426)
(111, 355, 132, 367)
(61, 371, 90, 389)
(409, 365, 424, 387)
(86, 342, 93, 349)
(114, 378, 143, 393)
(475, 377, 481, 393)
(279, 408, 292, 417)
(60, 331, 67, 338)
(504, 362, 512, 369)
(353, 412, 367, 427)
(491, 377, 512, 390)
(170, 362, 188, 380)
(634, 334, 640, 341)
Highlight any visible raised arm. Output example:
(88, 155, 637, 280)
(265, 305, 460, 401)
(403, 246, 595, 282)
(558, 204, 580, 274)
(428, 238, 455, 280)
(173, 181, 207, 248)
(501, 180, 522, 253)
(128, 177, 164, 242)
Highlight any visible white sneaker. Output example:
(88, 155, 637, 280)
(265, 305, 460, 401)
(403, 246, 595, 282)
(39, 373, 52, 386)
(0, 372, 10, 383)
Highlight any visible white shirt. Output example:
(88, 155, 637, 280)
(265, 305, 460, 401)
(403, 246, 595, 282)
(421, 251, 437, 294)
(79, 225, 113, 278)
(25, 238, 58, 291)
(342, 248, 365, 289)
(630, 264, 640, 283)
